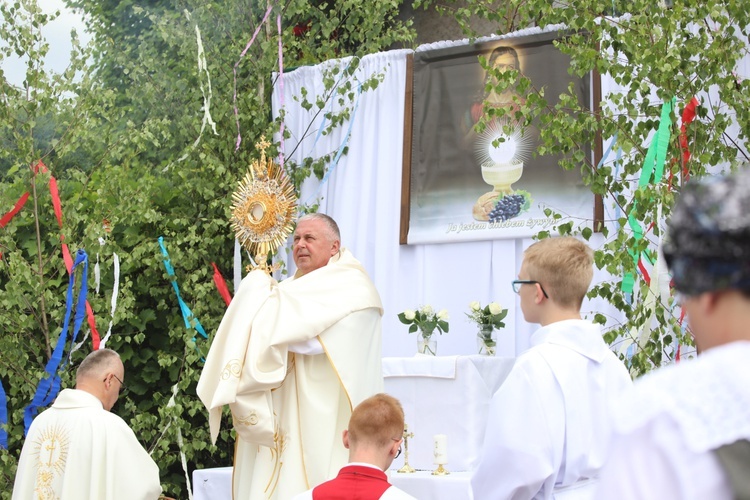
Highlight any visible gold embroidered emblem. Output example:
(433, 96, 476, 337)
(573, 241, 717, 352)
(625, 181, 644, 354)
(31, 424, 70, 499)
(234, 411, 259, 426)
(264, 418, 287, 497)
(220, 359, 242, 380)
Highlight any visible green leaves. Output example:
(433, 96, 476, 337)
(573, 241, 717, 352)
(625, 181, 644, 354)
(398, 306, 449, 336)
(454, 0, 750, 377)
(1, 0, 418, 495)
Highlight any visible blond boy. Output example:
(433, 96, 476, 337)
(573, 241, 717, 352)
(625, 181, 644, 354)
(471, 237, 632, 499)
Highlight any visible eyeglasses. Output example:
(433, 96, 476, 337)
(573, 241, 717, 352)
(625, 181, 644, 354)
(392, 437, 403, 459)
(106, 373, 129, 396)
(511, 279, 549, 298)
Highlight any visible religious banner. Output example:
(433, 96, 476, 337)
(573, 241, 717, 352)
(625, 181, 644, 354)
(401, 30, 600, 244)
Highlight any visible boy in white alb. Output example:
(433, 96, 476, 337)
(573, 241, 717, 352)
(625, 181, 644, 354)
(597, 167, 750, 499)
(472, 237, 632, 499)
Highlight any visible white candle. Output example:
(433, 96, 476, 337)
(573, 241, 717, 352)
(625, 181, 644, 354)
(433, 434, 448, 464)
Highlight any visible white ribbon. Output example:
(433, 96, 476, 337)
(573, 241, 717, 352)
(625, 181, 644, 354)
(234, 238, 242, 292)
(94, 255, 101, 294)
(99, 253, 120, 349)
(69, 330, 90, 360)
(95, 237, 106, 294)
(152, 383, 193, 500)
(169, 382, 193, 500)
(170, 11, 218, 168)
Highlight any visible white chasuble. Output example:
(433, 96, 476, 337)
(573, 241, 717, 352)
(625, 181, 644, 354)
(12, 389, 162, 500)
(471, 320, 632, 500)
(597, 341, 750, 500)
(197, 248, 384, 499)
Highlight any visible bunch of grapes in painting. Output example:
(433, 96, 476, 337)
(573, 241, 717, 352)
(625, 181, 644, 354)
(489, 194, 526, 223)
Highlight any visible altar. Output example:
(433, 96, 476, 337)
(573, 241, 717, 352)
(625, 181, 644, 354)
(192, 355, 516, 500)
(191, 466, 475, 500)
(382, 355, 514, 472)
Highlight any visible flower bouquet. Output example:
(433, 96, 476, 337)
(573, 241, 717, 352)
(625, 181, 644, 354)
(466, 301, 508, 355)
(398, 305, 449, 355)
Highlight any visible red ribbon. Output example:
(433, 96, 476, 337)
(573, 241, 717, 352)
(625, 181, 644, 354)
(637, 258, 651, 286)
(635, 221, 657, 285)
(679, 97, 699, 180)
(0, 192, 30, 229)
(2, 160, 99, 348)
(212, 262, 233, 306)
(86, 301, 101, 350)
(33, 160, 47, 175)
(48, 176, 63, 227)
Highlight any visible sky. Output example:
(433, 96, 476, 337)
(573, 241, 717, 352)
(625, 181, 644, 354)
(2, 0, 92, 88)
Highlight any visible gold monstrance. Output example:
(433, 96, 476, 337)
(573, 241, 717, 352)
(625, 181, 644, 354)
(231, 137, 297, 272)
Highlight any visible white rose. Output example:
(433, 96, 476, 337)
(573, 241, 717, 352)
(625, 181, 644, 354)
(469, 301, 481, 311)
(421, 305, 434, 315)
(403, 309, 416, 321)
(437, 309, 449, 320)
(489, 302, 502, 315)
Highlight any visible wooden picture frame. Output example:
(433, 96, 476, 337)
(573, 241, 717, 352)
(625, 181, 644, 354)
(400, 31, 603, 244)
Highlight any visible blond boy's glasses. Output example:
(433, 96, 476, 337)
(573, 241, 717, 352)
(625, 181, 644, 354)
(511, 280, 549, 299)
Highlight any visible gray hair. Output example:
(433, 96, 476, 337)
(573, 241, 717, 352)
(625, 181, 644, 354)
(76, 349, 121, 383)
(297, 213, 341, 242)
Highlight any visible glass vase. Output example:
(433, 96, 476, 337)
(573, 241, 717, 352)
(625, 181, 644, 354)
(477, 325, 497, 356)
(417, 329, 437, 355)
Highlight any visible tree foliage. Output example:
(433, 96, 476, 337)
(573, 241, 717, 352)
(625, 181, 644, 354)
(432, 0, 750, 375)
(4, 0, 748, 495)
(0, 0, 414, 496)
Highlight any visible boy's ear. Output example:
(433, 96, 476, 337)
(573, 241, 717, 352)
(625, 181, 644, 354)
(699, 290, 722, 314)
(535, 283, 546, 304)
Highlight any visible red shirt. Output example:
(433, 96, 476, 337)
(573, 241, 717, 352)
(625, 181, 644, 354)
(312, 464, 392, 500)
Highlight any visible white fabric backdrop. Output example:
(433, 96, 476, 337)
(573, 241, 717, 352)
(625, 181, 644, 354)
(272, 41, 620, 358)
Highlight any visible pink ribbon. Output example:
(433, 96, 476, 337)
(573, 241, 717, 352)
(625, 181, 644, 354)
(233, 5, 274, 151)
(277, 13, 285, 170)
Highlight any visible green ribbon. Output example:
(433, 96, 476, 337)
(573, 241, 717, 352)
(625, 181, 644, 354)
(622, 98, 675, 294)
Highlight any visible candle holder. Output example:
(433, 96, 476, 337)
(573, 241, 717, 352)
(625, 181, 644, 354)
(431, 464, 450, 476)
(397, 424, 416, 474)
(397, 462, 416, 474)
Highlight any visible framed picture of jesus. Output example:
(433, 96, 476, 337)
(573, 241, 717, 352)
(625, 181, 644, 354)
(400, 29, 603, 244)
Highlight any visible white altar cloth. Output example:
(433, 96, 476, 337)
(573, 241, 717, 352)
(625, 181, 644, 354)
(191, 466, 596, 500)
(389, 470, 472, 500)
(192, 355, 516, 499)
(383, 355, 515, 472)
(193, 466, 232, 500)
(192, 466, 473, 500)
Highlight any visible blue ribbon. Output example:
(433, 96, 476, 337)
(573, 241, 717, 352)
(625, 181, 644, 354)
(24, 249, 89, 434)
(0, 379, 7, 449)
(158, 237, 208, 341)
(598, 133, 618, 226)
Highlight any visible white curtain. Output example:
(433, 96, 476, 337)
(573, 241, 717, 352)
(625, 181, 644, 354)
(272, 48, 614, 358)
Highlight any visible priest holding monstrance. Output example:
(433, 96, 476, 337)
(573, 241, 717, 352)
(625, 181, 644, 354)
(197, 139, 384, 499)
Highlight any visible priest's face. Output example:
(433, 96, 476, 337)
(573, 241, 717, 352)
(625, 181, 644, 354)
(293, 218, 340, 276)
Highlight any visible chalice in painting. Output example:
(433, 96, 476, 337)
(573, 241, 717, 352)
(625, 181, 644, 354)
(472, 119, 531, 221)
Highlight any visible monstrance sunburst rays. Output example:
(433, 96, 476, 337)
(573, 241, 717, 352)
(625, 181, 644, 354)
(231, 137, 297, 266)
